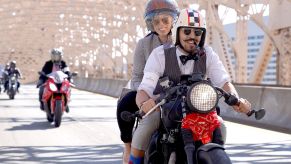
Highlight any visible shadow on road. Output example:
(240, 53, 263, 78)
(0, 144, 123, 164)
(226, 141, 291, 164)
(3, 116, 117, 131)
(6, 121, 55, 131)
(0, 142, 290, 164)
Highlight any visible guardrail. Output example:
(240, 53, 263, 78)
(219, 85, 291, 134)
(73, 77, 128, 98)
(73, 77, 291, 134)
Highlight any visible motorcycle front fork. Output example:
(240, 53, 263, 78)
(181, 95, 196, 164)
(181, 128, 196, 164)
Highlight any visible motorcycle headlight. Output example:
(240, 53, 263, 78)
(187, 82, 218, 113)
(49, 82, 58, 92)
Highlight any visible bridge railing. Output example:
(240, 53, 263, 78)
(73, 77, 128, 98)
(220, 84, 291, 134)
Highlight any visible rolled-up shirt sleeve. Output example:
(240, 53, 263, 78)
(138, 46, 165, 98)
(205, 46, 231, 88)
(138, 72, 160, 98)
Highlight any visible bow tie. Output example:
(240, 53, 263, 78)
(179, 55, 198, 65)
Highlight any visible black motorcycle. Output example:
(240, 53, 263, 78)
(0, 77, 3, 94)
(122, 73, 265, 164)
(7, 72, 19, 99)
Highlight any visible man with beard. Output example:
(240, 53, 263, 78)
(128, 8, 252, 163)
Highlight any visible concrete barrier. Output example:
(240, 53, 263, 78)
(219, 85, 291, 134)
(74, 77, 291, 134)
(73, 77, 128, 98)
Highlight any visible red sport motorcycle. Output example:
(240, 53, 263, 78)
(39, 71, 77, 127)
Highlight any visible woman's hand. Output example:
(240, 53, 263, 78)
(140, 99, 157, 114)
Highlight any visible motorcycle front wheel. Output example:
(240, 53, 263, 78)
(54, 100, 63, 127)
(9, 94, 14, 99)
(8, 89, 15, 99)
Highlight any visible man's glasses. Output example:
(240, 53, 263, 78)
(182, 28, 203, 36)
(152, 16, 171, 26)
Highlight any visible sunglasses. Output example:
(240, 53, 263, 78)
(152, 16, 171, 26)
(182, 28, 203, 36)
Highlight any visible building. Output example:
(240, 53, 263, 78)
(224, 17, 276, 84)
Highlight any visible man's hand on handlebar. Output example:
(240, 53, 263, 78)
(232, 98, 251, 114)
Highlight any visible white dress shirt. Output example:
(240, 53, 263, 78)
(138, 45, 231, 98)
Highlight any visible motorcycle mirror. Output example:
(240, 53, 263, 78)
(71, 72, 78, 77)
(255, 109, 266, 120)
(247, 108, 266, 120)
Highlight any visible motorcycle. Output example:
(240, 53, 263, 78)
(122, 73, 265, 164)
(39, 71, 77, 127)
(0, 77, 3, 94)
(7, 73, 19, 99)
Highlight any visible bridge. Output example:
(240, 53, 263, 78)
(0, 85, 291, 163)
(0, 0, 291, 163)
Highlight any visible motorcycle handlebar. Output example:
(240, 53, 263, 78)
(142, 99, 167, 119)
(215, 87, 265, 120)
(38, 71, 77, 79)
(38, 71, 46, 76)
(122, 84, 266, 121)
(121, 111, 138, 122)
(120, 99, 168, 121)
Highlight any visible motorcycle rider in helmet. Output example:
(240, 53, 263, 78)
(116, 0, 179, 163)
(1, 63, 10, 93)
(129, 8, 252, 163)
(4, 63, 10, 72)
(37, 48, 71, 112)
(4, 61, 22, 93)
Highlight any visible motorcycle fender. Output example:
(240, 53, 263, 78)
(197, 143, 225, 152)
(50, 96, 55, 113)
(50, 95, 61, 113)
(53, 94, 66, 112)
(54, 94, 62, 100)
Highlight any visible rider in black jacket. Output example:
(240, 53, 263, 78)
(3, 61, 22, 92)
(37, 48, 71, 111)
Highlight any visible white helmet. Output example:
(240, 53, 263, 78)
(50, 48, 63, 62)
(172, 8, 206, 47)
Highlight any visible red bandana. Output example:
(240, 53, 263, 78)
(181, 110, 220, 144)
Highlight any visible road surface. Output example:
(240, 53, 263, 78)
(0, 85, 290, 164)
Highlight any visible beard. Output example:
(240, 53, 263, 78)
(179, 39, 200, 54)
